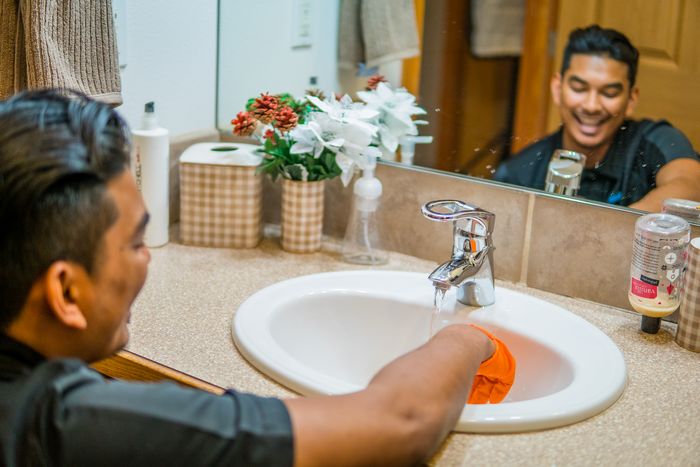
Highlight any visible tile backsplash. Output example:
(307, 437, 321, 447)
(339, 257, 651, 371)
(173, 136, 700, 316)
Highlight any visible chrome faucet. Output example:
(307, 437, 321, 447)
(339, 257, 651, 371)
(421, 200, 496, 306)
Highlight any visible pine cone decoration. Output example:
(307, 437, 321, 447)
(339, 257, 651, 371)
(366, 74, 388, 90)
(274, 106, 298, 133)
(231, 111, 257, 137)
(251, 93, 280, 124)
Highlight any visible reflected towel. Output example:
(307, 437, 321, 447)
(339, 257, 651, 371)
(338, 0, 420, 70)
(0, 0, 122, 104)
(471, 0, 525, 57)
(467, 324, 516, 404)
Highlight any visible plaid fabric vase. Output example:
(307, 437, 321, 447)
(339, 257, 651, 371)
(676, 237, 700, 352)
(180, 163, 262, 248)
(281, 179, 325, 253)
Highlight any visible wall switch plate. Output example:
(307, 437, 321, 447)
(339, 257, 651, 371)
(112, 0, 128, 69)
(291, 0, 313, 49)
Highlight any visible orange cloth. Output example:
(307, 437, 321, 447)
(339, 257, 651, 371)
(467, 324, 516, 404)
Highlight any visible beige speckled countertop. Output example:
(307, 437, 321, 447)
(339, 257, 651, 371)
(127, 236, 700, 467)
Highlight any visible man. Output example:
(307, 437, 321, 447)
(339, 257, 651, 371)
(494, 25, 700, 211)
(0, 90, 510, 466)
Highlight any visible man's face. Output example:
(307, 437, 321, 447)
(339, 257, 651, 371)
(79, 170, 150, 361)
(552, 54, 639, 155)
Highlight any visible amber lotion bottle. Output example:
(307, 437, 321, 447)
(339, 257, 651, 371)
(628, 213, 690, 333)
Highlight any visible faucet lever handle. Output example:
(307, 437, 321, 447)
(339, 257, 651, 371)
(422, 200, 494, 227)
(421, 199, 481, 221)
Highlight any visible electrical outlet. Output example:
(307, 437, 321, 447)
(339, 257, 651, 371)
(291, 0, 313, 49)
(112, 0, 128, 69)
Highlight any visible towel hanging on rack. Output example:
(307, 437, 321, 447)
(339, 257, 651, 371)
(338, 0, 420, 70)
(0, 0, 122, 105)
(470, 0, 525, 58)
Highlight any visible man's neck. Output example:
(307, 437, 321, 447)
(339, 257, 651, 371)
(5, 316, 88, 362)
(561, 133, 613, 169)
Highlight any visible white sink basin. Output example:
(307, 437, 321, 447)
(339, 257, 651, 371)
(232, 270, 626, 433)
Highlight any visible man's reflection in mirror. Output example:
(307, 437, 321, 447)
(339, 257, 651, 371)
(494, 25, 700, 212)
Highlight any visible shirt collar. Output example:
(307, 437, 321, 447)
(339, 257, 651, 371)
(0, 333, 46, 378)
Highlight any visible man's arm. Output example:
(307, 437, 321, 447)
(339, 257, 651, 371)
(630, 158, 700, 212)
(285, 324, 494, 466)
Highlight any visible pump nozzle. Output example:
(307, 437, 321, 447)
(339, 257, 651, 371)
(399, 135, 433, 165)
(141, 101, 159, 130)
(355, 154, 382, 211)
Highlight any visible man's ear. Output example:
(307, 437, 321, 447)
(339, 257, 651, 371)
(550, 72, 563, 107)
(43, 261, 88, 330)
(625, 86, 640, 117)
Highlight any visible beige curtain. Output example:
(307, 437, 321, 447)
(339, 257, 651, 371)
(0, 0, 122, 104)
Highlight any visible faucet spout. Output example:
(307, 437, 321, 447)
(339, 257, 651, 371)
(428, 246, 491, 286)
(422, 200, 496, 307)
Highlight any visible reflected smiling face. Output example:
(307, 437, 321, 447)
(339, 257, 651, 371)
(78, 171, 151, 361)
(552, 54, 639, 161)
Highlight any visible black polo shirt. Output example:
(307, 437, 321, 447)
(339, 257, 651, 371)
(494, 119, 699, 206)
(0, 334, 294, 467)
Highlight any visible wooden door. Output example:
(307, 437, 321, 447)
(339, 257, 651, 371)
(546, 0, 700, 148)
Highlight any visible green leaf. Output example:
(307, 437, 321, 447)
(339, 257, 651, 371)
(245, 97, 256, 111)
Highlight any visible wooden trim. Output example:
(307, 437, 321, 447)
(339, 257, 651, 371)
(511, 0, 560, 154)
(91, 350, 225, 395)
(417, 0, 468, 170)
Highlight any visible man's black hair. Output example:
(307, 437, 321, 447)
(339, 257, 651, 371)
(561, 25, 640, 88)
(0, 89, 131, 329)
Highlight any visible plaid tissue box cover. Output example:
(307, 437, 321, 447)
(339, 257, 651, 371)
(179, 143, 262, 248)
(676, 237, 700, 352)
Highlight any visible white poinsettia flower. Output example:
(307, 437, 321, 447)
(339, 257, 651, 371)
(290, 122, 343, 158)
(290, 111, 380, 186)
(306, 94, 379, 140)
(335, 153, 356, 186)
(290, 120, 345, 158)
(357, 82, 427, 153)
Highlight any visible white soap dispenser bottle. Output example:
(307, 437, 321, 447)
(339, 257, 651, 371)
(132, 102, 169, 247)
(341, 156, 388, 265)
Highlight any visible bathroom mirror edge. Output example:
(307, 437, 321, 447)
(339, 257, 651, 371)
(215, 128, 700, 229)
(379, 160, 700, 227)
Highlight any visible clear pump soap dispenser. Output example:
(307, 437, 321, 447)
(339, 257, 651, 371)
(341, 156, 388, 265)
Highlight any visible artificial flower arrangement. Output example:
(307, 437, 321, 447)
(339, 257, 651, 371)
(230, 76, 428, 186)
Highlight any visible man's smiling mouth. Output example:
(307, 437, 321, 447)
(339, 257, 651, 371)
(573, 113, 610, 135)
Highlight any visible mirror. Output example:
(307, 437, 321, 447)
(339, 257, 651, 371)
(217, 0, 699, 218)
